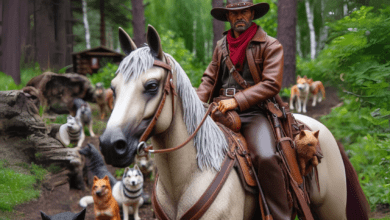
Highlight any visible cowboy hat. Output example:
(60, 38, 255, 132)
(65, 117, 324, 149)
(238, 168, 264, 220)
(211, 0, 269, 22)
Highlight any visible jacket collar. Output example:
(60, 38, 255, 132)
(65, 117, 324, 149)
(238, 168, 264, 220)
(223, 25, 267, 42)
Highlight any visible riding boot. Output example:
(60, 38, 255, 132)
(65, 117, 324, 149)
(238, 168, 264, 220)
(241, 111, 292, 220)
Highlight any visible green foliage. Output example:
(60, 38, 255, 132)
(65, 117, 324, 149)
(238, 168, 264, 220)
(253, 0, 278, 37)
(47, 164, 61, 174)
(0, 63, 41, 91)
(87, 63, 118, 88)
(0, 160, 45, 211)
(298, 6, 390, 209)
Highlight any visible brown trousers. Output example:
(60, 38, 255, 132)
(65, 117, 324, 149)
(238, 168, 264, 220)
(240, 110, 292, 220)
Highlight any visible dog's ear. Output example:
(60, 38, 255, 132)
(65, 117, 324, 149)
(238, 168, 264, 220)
(297, 75, 301, 80)
(304, 75, 308, 79)
(103, 175, 109, 182)
(93, 176, 99, 182)
(313, 130, 320, 139)
(40, 211, 51, 220)
(124, 167, 130, 176)
(134, 164, 140, 171)
(299, 130, 306, 139)
(74, 208, 86, 220)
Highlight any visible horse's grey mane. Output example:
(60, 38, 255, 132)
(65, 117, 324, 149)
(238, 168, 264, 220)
(117, 47, 228, 171)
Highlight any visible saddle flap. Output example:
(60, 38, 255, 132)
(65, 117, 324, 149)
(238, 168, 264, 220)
(217, 123, 257, 188)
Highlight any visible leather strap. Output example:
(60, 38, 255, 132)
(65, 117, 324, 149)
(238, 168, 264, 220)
(139, 57, 175, 144)
(151, 154, 236, 220)
(143, 102, 217, 154)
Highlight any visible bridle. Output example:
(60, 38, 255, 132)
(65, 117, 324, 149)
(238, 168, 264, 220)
(137, 56, 216, 155)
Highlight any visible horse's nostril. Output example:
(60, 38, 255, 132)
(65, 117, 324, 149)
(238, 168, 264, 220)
(115, 140, 127, 151)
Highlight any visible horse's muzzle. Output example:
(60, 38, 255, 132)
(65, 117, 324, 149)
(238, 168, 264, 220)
(99, 128, 136, 167)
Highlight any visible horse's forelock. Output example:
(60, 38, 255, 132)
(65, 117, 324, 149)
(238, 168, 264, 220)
(116, 47, 155, 82)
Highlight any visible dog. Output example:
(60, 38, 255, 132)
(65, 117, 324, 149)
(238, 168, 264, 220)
(56, 115, 85, 148)
(290, 75, 311, 113)
(93, 82, 112, 120)
(295, 130, 323, 176)
(92, 175, 121, 220)
(74, 98, 95, 137)
(106, 88, 114, 111)
(112, 165, 144, 220)
(40, 208, 86, 220)
(307, 79, 326, 107)
(135, 152, 155, 179)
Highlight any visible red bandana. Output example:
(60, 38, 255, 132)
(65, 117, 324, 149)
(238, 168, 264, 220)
(226, 23, 258, 67)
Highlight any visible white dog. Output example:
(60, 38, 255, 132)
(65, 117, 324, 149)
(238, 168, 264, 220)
(74, 98, 95, 137)
(56, 115, 85, 148)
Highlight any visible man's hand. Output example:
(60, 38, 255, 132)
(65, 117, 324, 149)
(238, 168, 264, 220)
(218, 98, 238, 114)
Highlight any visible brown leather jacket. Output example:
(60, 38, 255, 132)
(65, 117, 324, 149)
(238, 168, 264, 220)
(197, 26, 284, 112)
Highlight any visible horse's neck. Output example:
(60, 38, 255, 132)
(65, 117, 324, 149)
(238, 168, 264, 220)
(151, 103, 205, 203)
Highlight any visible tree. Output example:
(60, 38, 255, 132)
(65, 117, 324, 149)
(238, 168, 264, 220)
(100, 0, 105, 46)
(131, 0, 146, 47)
(212, 0, 224, 50)
(277, 0, 297, 88)
(0, 0, 29, 84)
(82, 0, 91, 49)
(305, 0, 316, 59)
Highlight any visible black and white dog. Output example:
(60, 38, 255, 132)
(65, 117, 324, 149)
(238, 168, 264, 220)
(73, 98, 95, 137)
(112, 165, 144, 220)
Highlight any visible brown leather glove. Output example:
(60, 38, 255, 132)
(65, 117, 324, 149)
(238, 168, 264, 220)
(218, 98, 239, 114)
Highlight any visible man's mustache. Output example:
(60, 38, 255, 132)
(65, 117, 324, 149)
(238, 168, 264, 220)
(234, 20, 247, 26)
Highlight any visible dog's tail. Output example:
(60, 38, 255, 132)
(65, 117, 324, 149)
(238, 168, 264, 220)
(319, 82, 326, 99)
(79, 196, 94, 207)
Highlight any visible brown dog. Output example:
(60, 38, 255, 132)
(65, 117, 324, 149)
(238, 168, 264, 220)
(295, 130, 322, 176)
(92, 175, 121, 220)
(93, 83, 113, 120)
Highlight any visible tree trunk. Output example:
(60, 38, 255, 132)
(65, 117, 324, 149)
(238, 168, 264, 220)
(305, 0, 316, 60)
(318, 0, 328, 53)
(277, 0, 297, 88)
(100, 0, 105, 46)
(0, 0, 29, 84)
(131, 0, 146, 47)
(212, 0, 224, 50)
(82, 0, 91, 49)
(296, 24, 303, 57)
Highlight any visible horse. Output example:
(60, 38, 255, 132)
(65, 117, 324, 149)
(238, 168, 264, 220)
(99, 25, 369, 220)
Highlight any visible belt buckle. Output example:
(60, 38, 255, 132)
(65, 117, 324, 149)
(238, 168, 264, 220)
(225, 88, 236, 97)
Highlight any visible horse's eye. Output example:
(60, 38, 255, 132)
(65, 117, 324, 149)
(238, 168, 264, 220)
(144, 81, 159, 93)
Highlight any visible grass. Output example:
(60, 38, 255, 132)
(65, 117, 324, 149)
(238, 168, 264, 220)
(0, 160, 47, 211)
(0, 63, 41, 91)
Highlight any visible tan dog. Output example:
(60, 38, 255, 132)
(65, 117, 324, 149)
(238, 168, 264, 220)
(290, 76, 310, 113)
(92, 175, 121, 220)
(93, 83, 112, 120)
(307, 79, 326, 107)
(295, 130, 322, 176)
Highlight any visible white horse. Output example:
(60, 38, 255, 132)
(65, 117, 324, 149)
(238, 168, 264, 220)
(99, 25, 369, 220)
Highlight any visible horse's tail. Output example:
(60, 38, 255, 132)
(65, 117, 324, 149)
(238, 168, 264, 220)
(337, 142, 370, 220)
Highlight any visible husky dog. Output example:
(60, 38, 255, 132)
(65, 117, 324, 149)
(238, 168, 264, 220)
(57, 115, 85, 148)
(40, 208, 86, 220)
(290, 75, 310, 113)
(135, 152, 155, 179)
(74, 98, 95, 137)
(112, 165, 144, 220)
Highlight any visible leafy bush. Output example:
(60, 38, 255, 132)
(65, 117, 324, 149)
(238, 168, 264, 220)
(298, 6, 390, 209)
(87, 62, 118, 89)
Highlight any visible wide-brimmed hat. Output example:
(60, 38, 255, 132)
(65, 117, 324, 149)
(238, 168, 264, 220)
(211, 0, 270, 22)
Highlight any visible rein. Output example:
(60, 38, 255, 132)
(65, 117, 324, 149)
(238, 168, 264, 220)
(137, 57, 217, 155)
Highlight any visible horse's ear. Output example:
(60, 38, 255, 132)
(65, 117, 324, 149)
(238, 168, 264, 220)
(119, 27, 137, 56)
(147, 25, 164, 60)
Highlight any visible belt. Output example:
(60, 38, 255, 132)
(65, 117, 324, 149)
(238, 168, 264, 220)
(220, 88, 241, 97)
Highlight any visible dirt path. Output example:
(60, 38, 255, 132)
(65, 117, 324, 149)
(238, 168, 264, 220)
(2, 87, 389, 219)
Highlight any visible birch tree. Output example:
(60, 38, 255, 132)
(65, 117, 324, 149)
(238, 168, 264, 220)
(82, 0, 91, 49)
(305, 0, 316, 59)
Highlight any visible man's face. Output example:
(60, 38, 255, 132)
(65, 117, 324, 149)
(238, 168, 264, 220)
(227, 9, 254, 34)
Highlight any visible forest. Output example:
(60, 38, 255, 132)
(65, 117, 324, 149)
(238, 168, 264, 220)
(0, 0, 390, 219)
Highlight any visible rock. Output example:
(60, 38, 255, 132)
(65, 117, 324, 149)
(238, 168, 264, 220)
(26, 72, 94, 114)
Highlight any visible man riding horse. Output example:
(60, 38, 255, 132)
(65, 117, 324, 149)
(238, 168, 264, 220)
(196, 1, 291, 219)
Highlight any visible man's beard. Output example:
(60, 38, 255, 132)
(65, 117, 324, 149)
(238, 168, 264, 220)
(231, 20, 252, 33)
